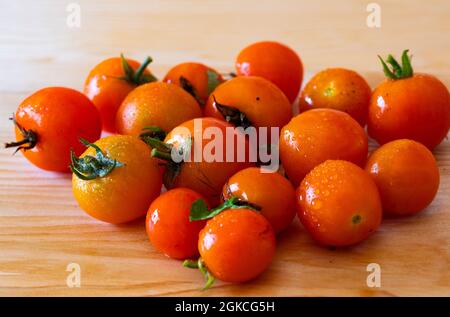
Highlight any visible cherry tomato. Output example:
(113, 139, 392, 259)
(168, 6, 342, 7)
(5, 87, 101, 172)
(149, 117, 255, 206)
(163, 62, 223, 106)
(280, 109, 368, 187)
(116, 82, 202, 136)
(297, 160, 382, 247)
(71, 135, 162, 224)
(298, 68, 372, 126)
(198, 209, 276, 283)
(365, 139, 439, 216)
(84, 55, 156, 133)
(146, 188, 207, 259)
(235, 41, 303, 103)
(368, 50, 450, 150)
(222, 167, 296, 233)
(203, 76, 292, 139)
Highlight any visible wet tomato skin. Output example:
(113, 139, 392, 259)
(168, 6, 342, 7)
(222, 167, 296, 233)
(12, 87, 101, 172)
(84, 57, 151, 133)
(365, 139, 440, 216)
(235, 41, 303, 103)
(199, 209, 276, 283)
(72, 135, 162, 224)
(146, 188, 207, 260)
(164, 117, 255, 206)
(204, 76, 292, 132)
(296, 160, 382, 247)
(163, 62, 223, 105)
(280, 109, 368, 187)
(116, 82, 202, 136)
(368, 73, 450, 150)
(298, 68, 372, 126)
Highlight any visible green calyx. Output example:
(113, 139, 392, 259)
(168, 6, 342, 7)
(206, 70, 222, 95)
(139, 126, 166, 142)
(183, 258, 215, 290)
(143, 136, 192, 189)
(212, 95, 252, 129)
(120, 53, 158, 85)
(189, 196, 262, 222)
(70, 138, 124, 181)
(5, 115, 38, 154)
(378, 49, 414, 80)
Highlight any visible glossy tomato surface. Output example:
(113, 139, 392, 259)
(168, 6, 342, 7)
(116, 82, 202, 136)
(72, 135, 162, 224)
(298, 68, 371, 126)
(236, 41, 303, 103)
(365, 139, 440, 216)
(222, 167, 296, 233)
(280, 109, 368, 187)
(12, 87, 101, 172)
(368, 73, 450, 150)
(297, 160, 382, 247)
(199, 209, 276, 283)
(146, 188, 207, 259)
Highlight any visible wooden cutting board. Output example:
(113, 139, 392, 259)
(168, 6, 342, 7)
(0, 0, 449, 296)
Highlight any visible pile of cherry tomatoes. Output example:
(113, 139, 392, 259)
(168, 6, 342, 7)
(5, 41, 449, 289)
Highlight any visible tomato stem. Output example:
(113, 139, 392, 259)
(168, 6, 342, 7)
(213, 95, 252, 129)
(151, 148, 172, 161)
(183, 258, 215, 290)
(378, 50, 414, 80)
(4, 115, 38, 154)
(119, 53, 157, 85)
(189, 196, 262, 221)
(70, 138, 124, 180)
(139, 126, 166, 142)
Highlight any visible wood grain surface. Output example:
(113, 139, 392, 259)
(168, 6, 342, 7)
(0, 0, 449, 296)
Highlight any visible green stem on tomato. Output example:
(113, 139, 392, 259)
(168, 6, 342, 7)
(189, 196, 262, 222)
(183, 258, 215, 290)
(4, 115, 38, 154)
(70, 138, 124, 181)
(378, 49, 414, 80)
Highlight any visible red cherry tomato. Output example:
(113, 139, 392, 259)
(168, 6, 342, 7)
(297, 160, 382, 247)
(6, 87, 101, 172)
(365, 139, 440, 216)
(368, 50, 450, 150)
(222, 167, 296, 233)
(84, 55, 156, 133)
(236, 41, 303, 103)
(146, 188, 207, 260)
(198, 209, 276, 283)
(163, 62, 223, 106)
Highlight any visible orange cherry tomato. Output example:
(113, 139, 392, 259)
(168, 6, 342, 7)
(297, 160, 382, 247)
(368, 50, 450, 150)
(198, 209, 276, 283)
(365, 139, 440, 217)
(204, 76, 292, 138)
(298, 68, 372, 126)
(280, 109, 368, 187)
(222, 167, 296, 233)
(84, 55, 156, 133)
(235, 41, 303, 103)
(116, 82, 202, 136)
(72, 135, 162, 224)
(5, 87, 101, 172)
(151, 117, 255, 206)
(163, 62, 223, 106)
(146, 188, 207, 260)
